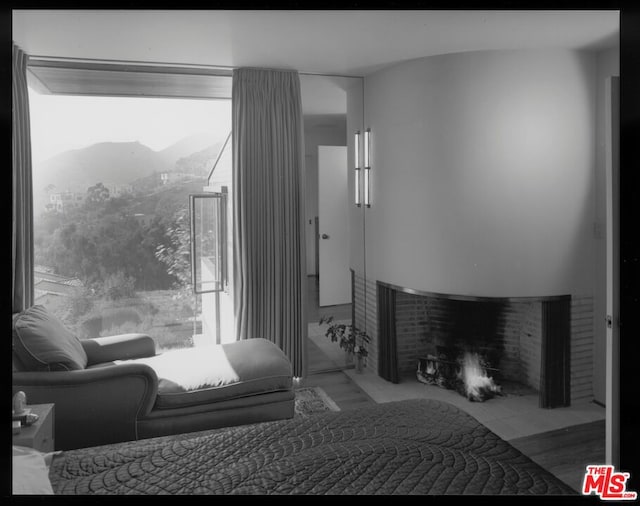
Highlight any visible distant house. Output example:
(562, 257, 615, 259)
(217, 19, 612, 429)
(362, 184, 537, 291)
(132, 213, 154, 227)
(104, 183, 133, 198)
(160, 172, 194, 185)
(45, 190, 85, 213)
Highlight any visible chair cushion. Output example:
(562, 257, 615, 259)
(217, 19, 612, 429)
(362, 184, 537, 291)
(118, 338, 292, 409)
(12, 305, 88, 371)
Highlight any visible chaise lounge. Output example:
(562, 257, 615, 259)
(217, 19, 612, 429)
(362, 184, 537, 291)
(12, 305, 295, 450)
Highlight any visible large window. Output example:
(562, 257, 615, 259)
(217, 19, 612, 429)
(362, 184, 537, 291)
(29, 88, 232, 351)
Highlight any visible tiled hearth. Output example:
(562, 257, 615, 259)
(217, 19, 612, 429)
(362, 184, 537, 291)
(343, 367, 605, 441)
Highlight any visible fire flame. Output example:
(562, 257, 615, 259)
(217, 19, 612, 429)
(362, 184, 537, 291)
(459, 352, 501, 401)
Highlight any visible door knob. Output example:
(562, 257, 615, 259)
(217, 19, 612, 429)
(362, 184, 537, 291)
(321, 233, 329, 239)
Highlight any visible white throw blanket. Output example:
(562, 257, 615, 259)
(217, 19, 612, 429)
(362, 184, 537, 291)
(116, 345, 240, 392)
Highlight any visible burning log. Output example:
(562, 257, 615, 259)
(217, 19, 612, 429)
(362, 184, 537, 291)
(457, 352, 502, 402)
(417, 350, 502, 402)
(417, 354, 459, 389)
(416, 355, 439, 385)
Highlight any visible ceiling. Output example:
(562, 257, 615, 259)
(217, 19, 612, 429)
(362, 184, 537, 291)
(12, 10, 619, 77)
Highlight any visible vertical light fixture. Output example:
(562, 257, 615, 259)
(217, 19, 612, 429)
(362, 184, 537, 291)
(364, 128, 371, 207)
(354, 130, 361, 207)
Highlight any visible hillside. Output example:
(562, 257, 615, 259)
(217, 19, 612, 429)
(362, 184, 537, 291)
(128, 179, 208, 221)
(174, 142, 226, 177)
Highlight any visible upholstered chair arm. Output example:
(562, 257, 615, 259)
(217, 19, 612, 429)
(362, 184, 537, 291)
(81, 333, 157, 366)
(12, 363, 158, 450)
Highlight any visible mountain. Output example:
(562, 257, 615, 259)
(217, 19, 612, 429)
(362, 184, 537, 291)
(31, 133, 222, 214)
(33, 134, 221, 189)
(158, 132, 220, 166)
(34, 141, 163, 192)
(174, 142, 227, 177)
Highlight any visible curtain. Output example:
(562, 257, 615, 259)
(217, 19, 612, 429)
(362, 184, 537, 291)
(539, 297, 571, 408)
(12, 43, 34, 314)
(232, 68, 307, 378)
(377, 283, 399, 383)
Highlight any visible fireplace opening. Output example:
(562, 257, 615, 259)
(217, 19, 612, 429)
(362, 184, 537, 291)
(413, 298, 507, 402)
(417, 345, 502, 402)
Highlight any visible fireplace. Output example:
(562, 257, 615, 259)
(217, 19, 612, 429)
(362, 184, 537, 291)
(374, 281, 574, 408)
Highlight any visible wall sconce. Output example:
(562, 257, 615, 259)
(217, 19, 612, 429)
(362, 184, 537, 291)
(354, 130, 361, 207)
(364, 128, 371, 207)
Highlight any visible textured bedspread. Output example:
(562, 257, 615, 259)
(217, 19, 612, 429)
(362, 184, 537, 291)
(50, 399, 576, 495)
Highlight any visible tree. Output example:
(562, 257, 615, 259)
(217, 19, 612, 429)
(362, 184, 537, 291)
(62, 286, 94, 324)
(155, 208, 192, 299)
(85, 182, 110, 206)
(36, 179, 194, 293)
(100, 271, 137, 300)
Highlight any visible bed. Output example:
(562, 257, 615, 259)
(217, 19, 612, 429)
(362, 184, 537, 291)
(42, 398, 575, 495)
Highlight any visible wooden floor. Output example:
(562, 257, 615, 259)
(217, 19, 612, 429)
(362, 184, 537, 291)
(305, 275, 379, 410)
(510, 420, 605, 492)
(299, 370, 377, 412)
(304, 276, 604, 494)
(307, 336, 343, 372)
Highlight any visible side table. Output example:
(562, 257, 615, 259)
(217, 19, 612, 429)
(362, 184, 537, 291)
(12, 403, 55, 452)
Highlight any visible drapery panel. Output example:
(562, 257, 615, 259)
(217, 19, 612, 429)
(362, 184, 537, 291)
(232, 68, 307, 377)
(377, 282, 399, 384)
(12, 43, 34, 313)
(539, 297, 571, 408)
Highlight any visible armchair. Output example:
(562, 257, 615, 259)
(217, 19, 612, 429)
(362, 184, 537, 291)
(13, 306, 294, 450)
(13, 333, 158, 450)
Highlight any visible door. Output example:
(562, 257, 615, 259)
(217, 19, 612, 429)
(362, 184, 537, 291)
(318, 145, 351, 306)
(314, 216, 320, 277)
(605, 76, 619, 467)
(189, 192, 228, 345)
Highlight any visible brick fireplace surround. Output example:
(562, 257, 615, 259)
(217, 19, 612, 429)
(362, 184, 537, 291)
(351, 272, 595, 408)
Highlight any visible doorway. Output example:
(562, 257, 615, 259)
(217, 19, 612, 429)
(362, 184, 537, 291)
(300, 74, 363, 375)
(605, 75, 619, 467)
(318, 145, 351, 307)
(302, 119, 352, 373)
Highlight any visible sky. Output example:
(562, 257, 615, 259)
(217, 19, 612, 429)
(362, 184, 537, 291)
(28, 87, 232, 163)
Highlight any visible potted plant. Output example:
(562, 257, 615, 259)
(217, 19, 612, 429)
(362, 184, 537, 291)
(318, 315, 371, 372)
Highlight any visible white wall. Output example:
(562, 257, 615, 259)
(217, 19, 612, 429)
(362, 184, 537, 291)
(304, 115, 347, 275)
(363, 49, 597, 298)
(592, 47, 620, 405)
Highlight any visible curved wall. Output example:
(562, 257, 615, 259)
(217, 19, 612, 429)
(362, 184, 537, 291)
(363, 49, 596, 297)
